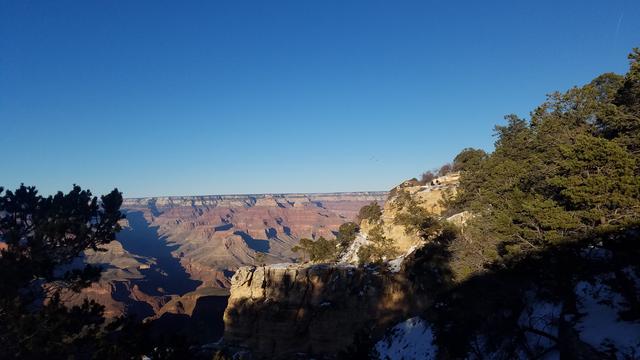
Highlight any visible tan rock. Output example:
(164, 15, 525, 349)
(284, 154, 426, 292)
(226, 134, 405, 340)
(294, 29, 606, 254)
(223, 263, 424, 359)
(358, 173, 460, 255)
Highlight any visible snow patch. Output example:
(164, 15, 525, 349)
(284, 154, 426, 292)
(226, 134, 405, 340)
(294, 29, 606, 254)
(387, 245, 420, 273)
(338, 233, 371, 264)
(575, 272, 640, 356)
(517, 294, 562, 358)
(375, 317, 437, 360)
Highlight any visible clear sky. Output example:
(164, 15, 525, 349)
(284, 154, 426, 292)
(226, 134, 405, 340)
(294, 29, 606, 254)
(1, 1, 639, 198)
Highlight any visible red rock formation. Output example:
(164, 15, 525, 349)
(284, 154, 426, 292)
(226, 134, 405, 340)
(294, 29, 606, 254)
(62, 192, 387, 320)
(122, 192, 387, 287)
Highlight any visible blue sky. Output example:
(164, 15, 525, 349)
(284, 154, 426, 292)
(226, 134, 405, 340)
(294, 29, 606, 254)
(1, 0, 639, 198)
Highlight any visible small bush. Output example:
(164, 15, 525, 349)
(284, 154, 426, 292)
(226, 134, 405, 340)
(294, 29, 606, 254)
(437, 163, 453, 176)
(292, 237, 338, 262)
(357, 225, 398, 265)
(419, 171, 436, 185)
(357, 202, 382, 223)
(335, 222, 359, 251)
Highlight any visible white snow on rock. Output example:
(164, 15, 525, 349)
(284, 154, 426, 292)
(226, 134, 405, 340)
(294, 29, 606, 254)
(374, 317, 437, 360)
(387, 245, 420, 273)
(575, 270, 640, 356)
(516, 294, 562, 359)
(338, 232, 371, 264)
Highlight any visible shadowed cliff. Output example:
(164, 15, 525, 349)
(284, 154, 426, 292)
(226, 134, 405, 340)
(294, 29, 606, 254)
(118, 211, 202, 296)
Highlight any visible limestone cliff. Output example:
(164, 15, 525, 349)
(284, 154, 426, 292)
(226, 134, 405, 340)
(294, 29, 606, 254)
(220, 175, 460, 358)
(222, 263, 425, 359)
(360, 173, 460, 257)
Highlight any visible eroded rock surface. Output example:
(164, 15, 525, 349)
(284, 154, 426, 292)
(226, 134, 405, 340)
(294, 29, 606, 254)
(223, 263, 425, 359)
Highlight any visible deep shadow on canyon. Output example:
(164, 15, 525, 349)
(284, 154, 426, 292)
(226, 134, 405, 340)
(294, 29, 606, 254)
(118, 211, 202, 296)
(114, 211, 228, 343)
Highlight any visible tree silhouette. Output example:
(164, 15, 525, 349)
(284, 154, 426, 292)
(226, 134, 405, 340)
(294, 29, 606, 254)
(0, 184, 124, 358)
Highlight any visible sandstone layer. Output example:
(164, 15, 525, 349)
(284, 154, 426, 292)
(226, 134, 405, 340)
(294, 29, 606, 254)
(361, 173, 460, 254)
(223, 263, 424, 359)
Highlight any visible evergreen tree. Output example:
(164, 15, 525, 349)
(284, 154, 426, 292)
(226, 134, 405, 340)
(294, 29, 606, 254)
(0, 184, 124, 358)
(452, 49, 640, 260)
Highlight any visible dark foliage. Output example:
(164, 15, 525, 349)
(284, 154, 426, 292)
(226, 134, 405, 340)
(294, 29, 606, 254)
(357, 201, 382, 223)
(452, 148, 487, 172)
(292, 236, 339, 262)
(335, 222, 359, 252)
(452, 48, 640, 262)
(0, 185, 198, 359)
(400, 48, 640, 359)
(0, 185, 125, 358)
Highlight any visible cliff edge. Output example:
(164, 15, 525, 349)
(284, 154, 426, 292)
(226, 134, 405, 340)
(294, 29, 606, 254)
(219, 175, 458, 358)
(222, 263, 424, 359)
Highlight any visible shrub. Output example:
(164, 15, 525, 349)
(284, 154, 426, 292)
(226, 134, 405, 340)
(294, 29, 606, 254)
(357, 202, 382, 223)
(437, 163, 453, 176)
(335, 222, 359, 252)
(292, 237, 338, 262)
(357, 225, 398, 265)
(419, 171, 436, 185)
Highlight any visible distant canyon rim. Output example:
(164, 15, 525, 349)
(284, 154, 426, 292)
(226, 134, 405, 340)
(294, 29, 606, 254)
(67, 191, 388, 323)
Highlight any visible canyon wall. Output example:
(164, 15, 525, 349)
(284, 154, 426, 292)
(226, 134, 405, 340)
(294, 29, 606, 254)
(222, 263, 425, 359)
(220, 177, 459, 358)
(66, 192, 387, 321)
(121, 191, 388, 287)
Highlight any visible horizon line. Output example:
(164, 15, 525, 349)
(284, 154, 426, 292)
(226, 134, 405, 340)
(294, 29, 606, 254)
(122, 189, 390, 201)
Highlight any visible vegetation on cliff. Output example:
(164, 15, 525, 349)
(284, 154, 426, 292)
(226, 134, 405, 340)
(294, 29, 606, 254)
(450, 49, 640, 273)
(357, 201, 383, 222)
(357, 224, 399, 265)
(394, 48, 640, 358)
(218, 49, 640, 360)
(290, 221, 365, 264)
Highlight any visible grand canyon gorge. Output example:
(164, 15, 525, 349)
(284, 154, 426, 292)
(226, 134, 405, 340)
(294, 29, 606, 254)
(62, 192, 386, 342)
(3, 3, 640, 358)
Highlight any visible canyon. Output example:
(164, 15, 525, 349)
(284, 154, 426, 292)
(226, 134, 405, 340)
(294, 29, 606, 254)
(121, 192, 387, 288)
(219, 177, 455, 358)
(63, 191, 387, 340)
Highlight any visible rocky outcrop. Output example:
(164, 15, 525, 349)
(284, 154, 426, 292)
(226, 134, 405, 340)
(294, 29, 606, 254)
(223, 263, 426, 359)
(220, 176, 460, 358)
(361, 173, 460, 255)
(147, 287, 230, 344)
(57, 240, 169, 318)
